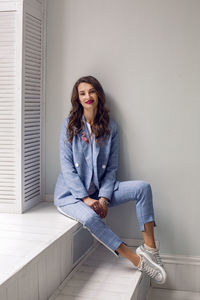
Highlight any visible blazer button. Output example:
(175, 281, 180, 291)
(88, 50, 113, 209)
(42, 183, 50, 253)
(75, 162, 79, 167)
(102, 164, 106, 169)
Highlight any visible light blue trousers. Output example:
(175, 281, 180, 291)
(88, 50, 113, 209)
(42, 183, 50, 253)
(57, 180, 156, 257)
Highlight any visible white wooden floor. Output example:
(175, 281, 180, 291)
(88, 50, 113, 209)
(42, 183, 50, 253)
(49, 244, 144, 300)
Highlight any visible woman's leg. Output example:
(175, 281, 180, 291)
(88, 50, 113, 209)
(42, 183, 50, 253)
(57, 190, 166, 283)
(110, 180, 157, 249)
(57, 196, 128, 257)
(142, 221, 156, 248)
(115, 243, 141, 266)
(110, 182, 167, 283)
(115, 223, 156, 267)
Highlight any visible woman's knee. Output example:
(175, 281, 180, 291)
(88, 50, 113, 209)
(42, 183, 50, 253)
(137, 181, 152, 197)
(82, 211, 101, 228)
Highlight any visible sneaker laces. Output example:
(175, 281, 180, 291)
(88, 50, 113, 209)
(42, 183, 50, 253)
(153, 250, 163, 266)
(139, 258, 160, 279)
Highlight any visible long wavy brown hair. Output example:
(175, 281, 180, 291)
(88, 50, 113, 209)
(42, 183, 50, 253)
(67, 75, 110, 144)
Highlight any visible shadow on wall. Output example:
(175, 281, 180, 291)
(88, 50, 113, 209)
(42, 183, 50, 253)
(106, 93, 134, 181)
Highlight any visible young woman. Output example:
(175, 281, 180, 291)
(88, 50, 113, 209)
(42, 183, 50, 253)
(54, 75, 167, 284)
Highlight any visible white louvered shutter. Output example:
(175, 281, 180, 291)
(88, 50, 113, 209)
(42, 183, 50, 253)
(0, 0, 46, 213)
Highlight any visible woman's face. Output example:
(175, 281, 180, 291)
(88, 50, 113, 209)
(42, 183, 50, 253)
(78, 82, 98, 111)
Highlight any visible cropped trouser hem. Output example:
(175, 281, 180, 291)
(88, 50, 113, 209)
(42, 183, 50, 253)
(138, 215, 157, 231)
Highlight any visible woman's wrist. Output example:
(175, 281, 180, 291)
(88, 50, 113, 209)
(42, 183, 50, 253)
(104, 199, 110, 206)
(82, 196, 89, 202)
(99, 196, 109, 201)
(99, 197, 110, 206)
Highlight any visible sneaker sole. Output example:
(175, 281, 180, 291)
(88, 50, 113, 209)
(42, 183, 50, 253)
(136, 247, 167, 284)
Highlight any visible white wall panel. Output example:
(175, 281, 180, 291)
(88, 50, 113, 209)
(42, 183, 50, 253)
(46, 0, 200, 257)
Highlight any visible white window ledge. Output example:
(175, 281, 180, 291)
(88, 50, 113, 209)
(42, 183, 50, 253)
(0, 201, 80, 287)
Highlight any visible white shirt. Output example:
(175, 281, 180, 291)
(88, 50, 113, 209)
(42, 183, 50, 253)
(86, 122, 97, 195)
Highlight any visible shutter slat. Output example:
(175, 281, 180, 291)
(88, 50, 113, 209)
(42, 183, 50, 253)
(24, 177, 40, 187)
(0, 10, 17, 207)
(23, 9, 42, 205)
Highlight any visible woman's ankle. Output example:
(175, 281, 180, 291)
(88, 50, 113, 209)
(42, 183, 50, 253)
(133, 254, 141, 267)
(116, 243, 141, 267)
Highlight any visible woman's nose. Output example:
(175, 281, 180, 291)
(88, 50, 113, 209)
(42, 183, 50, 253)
(85, 92, 90, 99)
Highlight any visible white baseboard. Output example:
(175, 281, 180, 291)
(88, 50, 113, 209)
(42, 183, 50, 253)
(148, 288, 200, 300)
(151, 253, 200, 293)
(161, 253, 200, 266)
(124, 239, 200, 293)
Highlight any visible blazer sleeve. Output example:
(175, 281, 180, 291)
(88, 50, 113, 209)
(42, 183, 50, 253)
(59, 118, 89, 200)
(98, 122, 119, 201)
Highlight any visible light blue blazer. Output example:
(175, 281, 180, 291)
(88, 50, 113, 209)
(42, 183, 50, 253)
(54, 115, 120, 206)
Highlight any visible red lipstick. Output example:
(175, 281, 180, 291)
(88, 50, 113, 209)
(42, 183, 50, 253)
(85, 100, 94, 104)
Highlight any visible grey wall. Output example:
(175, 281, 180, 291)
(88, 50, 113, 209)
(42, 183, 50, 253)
(46, 0, 200, 256)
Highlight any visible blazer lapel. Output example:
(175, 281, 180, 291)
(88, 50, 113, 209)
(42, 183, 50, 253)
(93, 139, 100, 189)
(81, 114, 101, 165)
(79, 115, 92, 170)
(80, 115, 101, 189)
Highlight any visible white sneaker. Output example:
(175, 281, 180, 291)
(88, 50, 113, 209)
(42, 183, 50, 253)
(136, 246, 167, 284)
(136, 244, 164, 267)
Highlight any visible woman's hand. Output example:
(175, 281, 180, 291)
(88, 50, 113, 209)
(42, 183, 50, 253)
(98, 197, 109, 219)
(82, 197, 103, 216)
